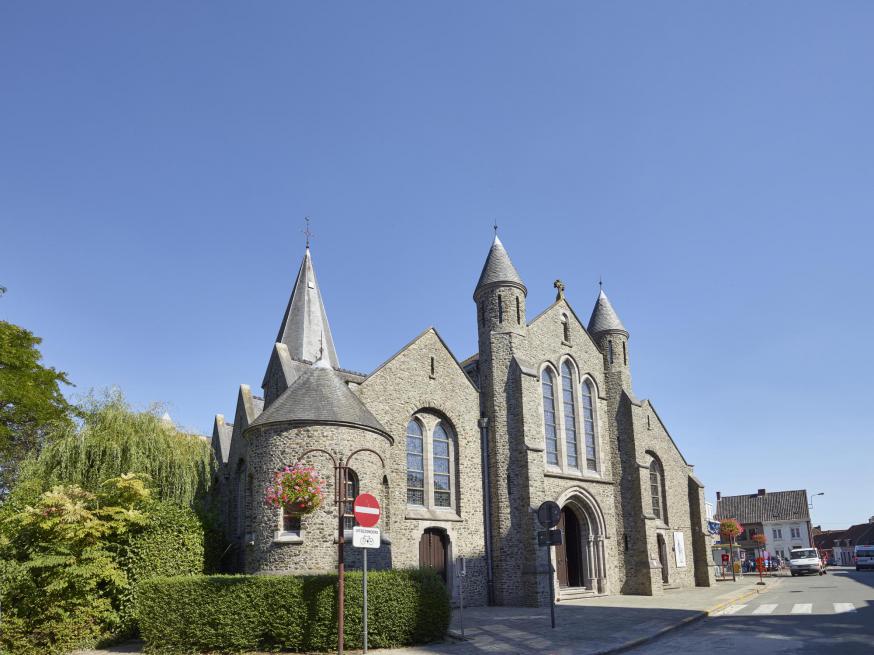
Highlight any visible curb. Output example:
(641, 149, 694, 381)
(590, 581, 779, 655)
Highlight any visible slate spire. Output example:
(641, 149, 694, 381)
(275, 246, 340, 368)
(474, 234, 527, 299)
(588, 288, 628, 336)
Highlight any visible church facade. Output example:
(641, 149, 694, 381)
(210, 235, 715, 607)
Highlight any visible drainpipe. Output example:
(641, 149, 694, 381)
(479, 416, 495, 605)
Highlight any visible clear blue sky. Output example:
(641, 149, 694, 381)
(2, 2, 872, 529)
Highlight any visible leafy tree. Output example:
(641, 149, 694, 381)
(0, 476, 150, 654)
(0, 321, 75, 496)
(23, 389, 215, 508)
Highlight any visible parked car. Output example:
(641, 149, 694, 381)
(789, 548, 824, 576)
(854, 545, 874, 571)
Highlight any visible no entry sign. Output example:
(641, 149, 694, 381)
(353, 493, 381, 528)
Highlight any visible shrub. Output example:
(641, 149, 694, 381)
(136, 569, 450, 653)
(116, 500, 209, 636)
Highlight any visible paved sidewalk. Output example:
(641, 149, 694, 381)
(72, 578, 779, 655)
(393, 577, 781, 655)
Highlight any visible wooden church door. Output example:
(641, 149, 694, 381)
(419, 528, 447, 582)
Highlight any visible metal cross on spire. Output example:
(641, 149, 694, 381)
(599, 276, 603, 290)
(493, 220, 498, 236)
(303, 216, 314, 248)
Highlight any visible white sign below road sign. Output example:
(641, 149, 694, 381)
(353, 526, 380, 549)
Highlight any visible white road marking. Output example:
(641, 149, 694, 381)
(716, 604, 747, 615)
(833, 603, 856, 614)
(752, 603, 778, 614)
(791, 603, 812, 614)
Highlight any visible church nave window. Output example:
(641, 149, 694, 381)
(541, 368, 559, 466)
(581, 380, 598, 471)
(432, 423, 451, 508)
(406, 420, 426, 506)
(561, 361, 579, 469)
(649, 455, 668, 523)
(406, 414, 458, 511)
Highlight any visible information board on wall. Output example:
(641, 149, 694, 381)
(674, 531, 687, 567)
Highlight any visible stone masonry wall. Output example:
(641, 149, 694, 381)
(354, 328, 487, 606)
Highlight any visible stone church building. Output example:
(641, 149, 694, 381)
(210, 235, 715, 607)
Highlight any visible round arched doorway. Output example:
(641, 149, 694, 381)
(554, 490, 608, 597)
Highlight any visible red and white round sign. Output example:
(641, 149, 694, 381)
(353, 493, 381, 528)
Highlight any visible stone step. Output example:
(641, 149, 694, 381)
(557, 587, 596, 601)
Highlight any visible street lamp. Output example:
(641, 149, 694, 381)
(808, 492, 824, 552)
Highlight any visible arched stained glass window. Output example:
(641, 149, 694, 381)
(542, 369, 559, 466)
(343, 469, 359, 530)
(406, 420, 425, 506)
(581, 380, 597, 471)
(650, 457, 667, 522)
(432, 422, 451, 508)
(561, 362, 579, 469)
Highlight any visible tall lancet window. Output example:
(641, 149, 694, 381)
(561, 362, 579, 469)
(649, 456, 667, 522)
(406, 420, 425, 506)
(432, 422, 451, 508)
(581, 380, 597, 471)
(542, 369, 559, 466)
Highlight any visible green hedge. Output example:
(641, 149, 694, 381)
(136, 569, 450, 653)
(116, 500, 210, 635)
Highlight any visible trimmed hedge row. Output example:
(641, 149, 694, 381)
(136, 568, 450, 653)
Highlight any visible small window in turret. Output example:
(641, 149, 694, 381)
(498, 295, 504, 323)
(608, 340, 614, 364)
(623, 341, 627, 365)
(516, 296, 521, 324)
(479, 301, 485, 328)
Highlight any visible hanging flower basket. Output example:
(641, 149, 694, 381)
(265, 464, 325, 515)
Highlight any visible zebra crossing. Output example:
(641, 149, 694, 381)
(712, 601, 858, 617)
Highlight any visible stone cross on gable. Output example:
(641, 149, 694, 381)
(554, 279, 565, 301)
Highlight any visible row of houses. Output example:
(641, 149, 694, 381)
(815, 519, 874, 566)
(714, 488, 814, 562)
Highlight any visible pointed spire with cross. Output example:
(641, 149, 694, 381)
(303, 216, 314, 248)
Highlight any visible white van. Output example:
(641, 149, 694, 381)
(855, 545, 874, 571)
(789, 548, 823, 576)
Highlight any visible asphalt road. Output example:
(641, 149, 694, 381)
(628, 567, 874, 655)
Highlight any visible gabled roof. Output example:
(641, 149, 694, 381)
(715, 490, 810, 524)
(588, 289, 627, 336)
(247, 364, 390, 440)
(362, 326, 479, 394)
(211, 415, 233, 464)
(275, 247, 340, 368)
(474, 235, 526, 298)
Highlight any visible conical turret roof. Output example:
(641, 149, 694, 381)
(247, 363, 389, 438)
(588, 289, 628, 335)
(474, 235, 526, 298)
(275, 247, 340, 368)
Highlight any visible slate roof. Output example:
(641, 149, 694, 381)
(715, 490, 810, 524)
(275, 247, 340, 368)
(247, 364, 389, 438)
(817, 523, 874, 549)
(588, 289, 627, 335)
(474, 235, 526, 297)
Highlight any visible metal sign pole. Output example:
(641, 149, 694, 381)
(547, 545, 556, 629)
(457, 556, 465, 638)
(363, 548, 368, 654)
